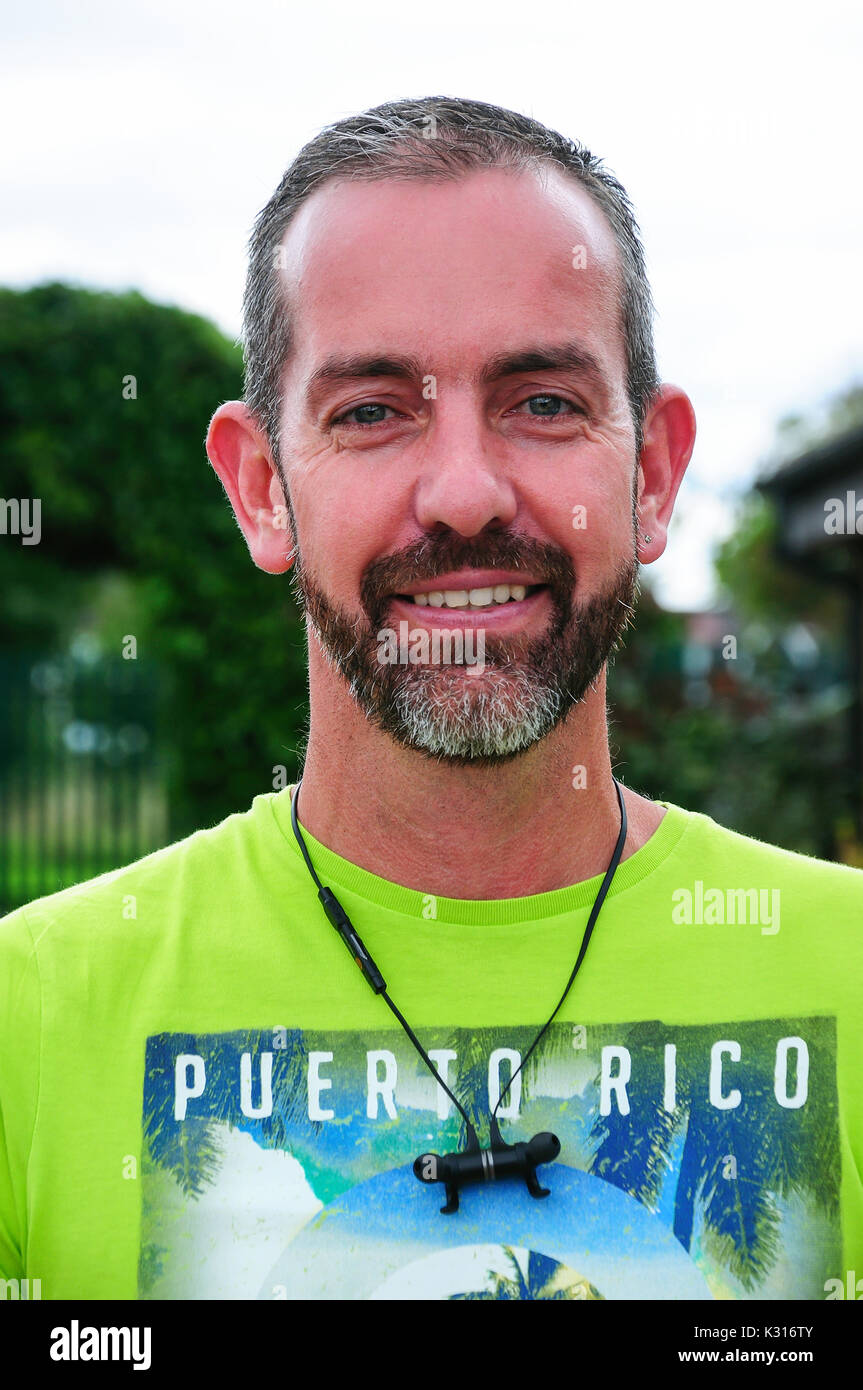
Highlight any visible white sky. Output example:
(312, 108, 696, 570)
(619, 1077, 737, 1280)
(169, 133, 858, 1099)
(2, 0, 861, 609)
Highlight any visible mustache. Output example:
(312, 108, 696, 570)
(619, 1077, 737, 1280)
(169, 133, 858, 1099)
(359, 531, 576, 618)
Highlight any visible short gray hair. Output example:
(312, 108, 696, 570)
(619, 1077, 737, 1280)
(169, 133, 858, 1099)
(242, 95, 660, 469)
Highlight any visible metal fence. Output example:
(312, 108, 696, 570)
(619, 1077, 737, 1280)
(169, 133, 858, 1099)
(0, 650, 167, 915)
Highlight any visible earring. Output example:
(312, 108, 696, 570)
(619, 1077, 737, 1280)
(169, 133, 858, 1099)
(642, 533, 653, 544)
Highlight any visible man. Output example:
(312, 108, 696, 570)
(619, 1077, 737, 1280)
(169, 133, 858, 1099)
(1, 96, 861, 1303)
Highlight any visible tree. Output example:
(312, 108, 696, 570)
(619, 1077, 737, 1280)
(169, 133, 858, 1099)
(0, 283, 308, 839)
(607, 380, 863, 860)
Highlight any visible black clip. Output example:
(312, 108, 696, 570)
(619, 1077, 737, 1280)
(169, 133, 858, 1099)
(413, 1116, 561, 1214)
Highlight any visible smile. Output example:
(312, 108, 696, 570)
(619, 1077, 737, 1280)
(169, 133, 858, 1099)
(397, 582, 545, 610)
(387, 585, 550, 628)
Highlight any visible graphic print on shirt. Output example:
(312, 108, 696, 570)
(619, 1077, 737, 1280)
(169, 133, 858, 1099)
(138, 1017, 839, 1300)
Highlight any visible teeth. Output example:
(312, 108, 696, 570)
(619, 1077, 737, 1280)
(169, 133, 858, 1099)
(409, 583, 533, 608)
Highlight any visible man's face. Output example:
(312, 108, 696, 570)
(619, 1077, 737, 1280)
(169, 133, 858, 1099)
(276, 164, 640, 761)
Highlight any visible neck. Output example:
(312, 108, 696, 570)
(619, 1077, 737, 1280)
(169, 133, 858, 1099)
(293, 655, 665, 900)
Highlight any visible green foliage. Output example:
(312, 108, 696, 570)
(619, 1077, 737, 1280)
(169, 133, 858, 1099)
(609, 492, 854, 859)
(714, 494, 844, 630)
(0, 283, 307, 838)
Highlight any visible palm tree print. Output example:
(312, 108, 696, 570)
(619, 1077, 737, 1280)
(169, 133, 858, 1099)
(139, 1015, 838, 1296)
(586, 1018, 838, 1290)
(142, 1028, 314, 1196)
(449, 1247, 604, 1300)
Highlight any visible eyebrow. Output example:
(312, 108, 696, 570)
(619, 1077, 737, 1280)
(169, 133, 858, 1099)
(303, 340, 610, 413)
(480, 343, 607, 392)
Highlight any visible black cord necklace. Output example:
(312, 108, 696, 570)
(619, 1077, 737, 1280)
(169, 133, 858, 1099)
(290, 777, 627, 1213)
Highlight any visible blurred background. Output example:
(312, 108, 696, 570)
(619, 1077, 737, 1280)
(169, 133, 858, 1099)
(1, 1, 862, 911)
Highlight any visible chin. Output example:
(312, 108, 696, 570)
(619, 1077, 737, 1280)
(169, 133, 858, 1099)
(379, 665, 575, 763)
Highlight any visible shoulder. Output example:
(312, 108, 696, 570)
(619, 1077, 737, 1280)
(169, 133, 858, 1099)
(0, 788, 289, 954)
(662, 799, 863, 896)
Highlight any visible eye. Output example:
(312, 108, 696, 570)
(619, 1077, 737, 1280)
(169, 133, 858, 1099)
(332, 402, 399, 428)
(511, 394, 582, 418)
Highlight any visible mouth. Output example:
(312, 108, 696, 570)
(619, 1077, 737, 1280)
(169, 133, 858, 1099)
(385, 581, 551, 629)
(395, 582, 547, 611)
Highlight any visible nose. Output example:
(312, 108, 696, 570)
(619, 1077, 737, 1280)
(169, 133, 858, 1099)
(412, 390, 518, 537)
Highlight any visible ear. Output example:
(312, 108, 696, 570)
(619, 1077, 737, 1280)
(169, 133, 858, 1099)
(634, 385, 697, 562)
(206, 401, 295, 574)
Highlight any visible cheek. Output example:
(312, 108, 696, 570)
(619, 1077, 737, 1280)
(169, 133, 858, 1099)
(293, 470, 412, 596)
(534, 468, 635, 568)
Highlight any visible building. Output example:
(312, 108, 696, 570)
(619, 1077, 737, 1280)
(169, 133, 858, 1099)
(758, 423, 863, 841)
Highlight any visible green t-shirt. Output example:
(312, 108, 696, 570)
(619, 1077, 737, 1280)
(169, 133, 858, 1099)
(1, 787, 862, 1302)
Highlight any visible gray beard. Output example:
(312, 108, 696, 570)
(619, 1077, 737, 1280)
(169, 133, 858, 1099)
(289, 530, 639, 766)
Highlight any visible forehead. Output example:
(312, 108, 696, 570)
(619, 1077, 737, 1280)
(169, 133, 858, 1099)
(277, 163, 625, 383)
